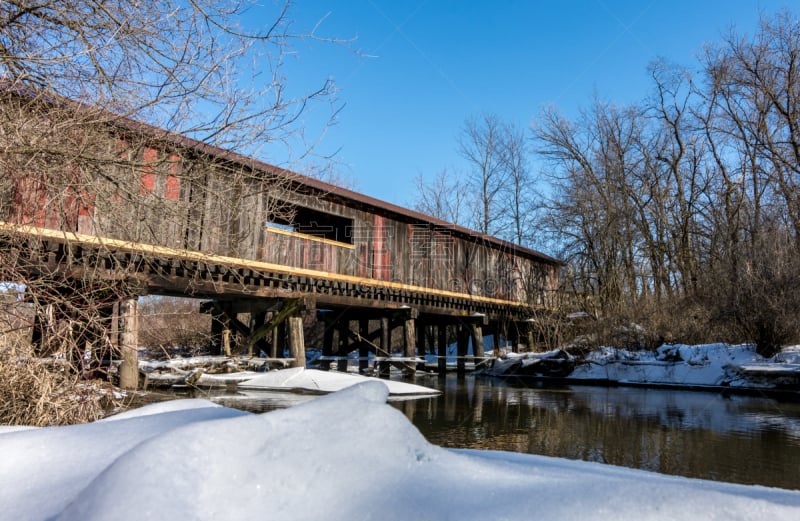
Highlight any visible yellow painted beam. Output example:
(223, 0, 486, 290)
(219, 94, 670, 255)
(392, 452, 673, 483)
(0, 221, 533, 309)
(264, 225, 356, 250)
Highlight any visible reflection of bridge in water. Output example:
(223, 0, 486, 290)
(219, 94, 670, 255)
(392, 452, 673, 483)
(391, 376, 800, 489)
(1, 89, 562, 387)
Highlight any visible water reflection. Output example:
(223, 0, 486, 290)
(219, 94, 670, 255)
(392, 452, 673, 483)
(397, 374, 800, 490)
(201, 373, 800, 490)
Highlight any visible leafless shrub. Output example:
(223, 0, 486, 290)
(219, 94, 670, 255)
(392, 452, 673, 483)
(138, 297, 212, 358)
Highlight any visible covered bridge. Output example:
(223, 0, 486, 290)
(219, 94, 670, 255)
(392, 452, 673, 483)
(0, 88, 562, 385)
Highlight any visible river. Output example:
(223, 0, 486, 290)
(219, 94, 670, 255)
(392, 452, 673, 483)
(204, 373, 800, 490)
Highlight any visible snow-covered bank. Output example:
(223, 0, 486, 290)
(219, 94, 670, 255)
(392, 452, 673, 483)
(238, 366, 441, 396)
(2, 382, 800, 521)
(488, 343, 800, 393)
(139, 359, 441, 397)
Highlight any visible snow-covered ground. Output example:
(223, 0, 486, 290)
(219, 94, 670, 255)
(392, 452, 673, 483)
(2, 381, 800, 521)
(489, 343, 800, 391)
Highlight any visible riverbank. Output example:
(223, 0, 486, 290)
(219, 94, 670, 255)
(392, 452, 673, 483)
(485, 343, 800, 397)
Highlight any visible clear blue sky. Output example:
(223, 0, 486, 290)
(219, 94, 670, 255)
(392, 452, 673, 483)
(255, 0, 793, 207)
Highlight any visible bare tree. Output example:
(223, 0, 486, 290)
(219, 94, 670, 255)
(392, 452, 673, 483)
(0, 0, 343, 406)
(0, 0, 340, 153)
(411, 168, 469, 226)
(498, 122, 538, 246)
(458, 113, 511, 236)
(533, 11, 800, 354)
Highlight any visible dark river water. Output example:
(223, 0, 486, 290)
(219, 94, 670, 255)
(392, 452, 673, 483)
(202, 373, 800, 490)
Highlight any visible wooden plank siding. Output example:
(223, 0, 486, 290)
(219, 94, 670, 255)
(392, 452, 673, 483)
(4, 93, 562, 312)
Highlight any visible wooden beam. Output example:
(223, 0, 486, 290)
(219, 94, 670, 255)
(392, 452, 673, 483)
(246, 298, 304, 347)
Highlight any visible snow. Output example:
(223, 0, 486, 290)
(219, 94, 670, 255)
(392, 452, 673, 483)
(238, 366, 441, 396)
(489, 343, 800, 391)
(2, 381, 800, 520)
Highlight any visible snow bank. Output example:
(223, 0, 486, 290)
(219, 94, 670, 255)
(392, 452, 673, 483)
(489, 343, 800, 390)
(238, 366, 441, 396)
(571, 343, 752, 386)
(2, 382, 800, 520)
(0, 400, 246, 521)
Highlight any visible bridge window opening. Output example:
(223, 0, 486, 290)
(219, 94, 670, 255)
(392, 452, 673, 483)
(265, 206, 353, 245)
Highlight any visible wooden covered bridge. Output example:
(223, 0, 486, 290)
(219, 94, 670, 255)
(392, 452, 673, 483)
(0, 89, 562, 387)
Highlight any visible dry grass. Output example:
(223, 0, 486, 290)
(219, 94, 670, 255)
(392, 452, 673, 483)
(0, 300, 117, 427)
(0, 351, 113, 426)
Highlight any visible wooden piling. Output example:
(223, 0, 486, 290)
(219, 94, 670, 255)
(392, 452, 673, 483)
(337, 320, 349, 372)
(209, 303, 224, 356)
(379, 316, 391, 378)
(269, 313, 279, 358)
(403, 317, 416, 375)
(358, 319, 370, 373)
(117, 298, 139, 389)
(456, 324, 469, 375)
(288, 315, 305, 368)
(527, 326, 536, 353)
(437, 324, 447, 375)
(222, 328, 232, 357)
(470, 322, 485, 361)
(322, 315, 335, 371)
(416, 319, 426, 357)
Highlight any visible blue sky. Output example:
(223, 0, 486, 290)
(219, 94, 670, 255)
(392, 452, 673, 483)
(256, 0, 793, 207)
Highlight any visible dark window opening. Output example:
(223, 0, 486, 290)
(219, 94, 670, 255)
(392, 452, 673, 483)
(266, 206, 353, 245)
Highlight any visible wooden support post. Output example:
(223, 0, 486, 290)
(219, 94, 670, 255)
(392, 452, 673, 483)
(416, 319, 428, 372)
(470, 322, 485, 368)
(274, 321, 285, 358)
(437, 324, 447, 376)
(222, 328, 232, 357)
(288, 316, 305, 368)
(379, 316, 391, 378)
(403, 316, 416, 375)
(248, 310, 268, 357)
(358, 319, 370, 374)
(493, 325, 502, 356)
(471, 323, 485, 358)
(210, 303, 224, 356)
(456, 324, 469, 376)
(322, 317, 336, 371)
(416, 319, 426, 357)
(527, 326, 536, 353)
(509, 324, 520, 354)
(117, 298, 139, 390)
(269, 313, 278, 358)
(337, 320, 350, 372)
